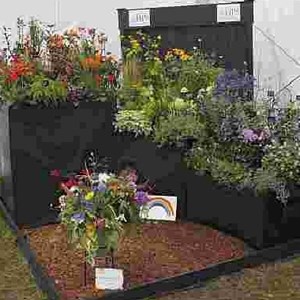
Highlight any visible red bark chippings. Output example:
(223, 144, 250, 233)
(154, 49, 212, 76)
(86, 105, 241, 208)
(25, 222, 246, 300)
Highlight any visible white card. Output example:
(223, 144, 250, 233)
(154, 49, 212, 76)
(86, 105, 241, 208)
(140, 195, 177, 221)
(95, 268, 124, 290)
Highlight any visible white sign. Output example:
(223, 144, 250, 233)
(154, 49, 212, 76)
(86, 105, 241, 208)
(217, 4, 241, 23)
(129, 9, 151, 27)
(95, 268, 124, 290)
(140, 195, 177, 221)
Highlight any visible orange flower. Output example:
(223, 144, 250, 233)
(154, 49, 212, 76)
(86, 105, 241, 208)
(80, 55, 101, 71)
(67, 27, 79, 37)
(5, 57, 34, 82)
(107, 181, 119, 192)
(48, 34, 64, 49)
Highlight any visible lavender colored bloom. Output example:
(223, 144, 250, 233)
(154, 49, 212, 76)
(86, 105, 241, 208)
(71, 212, 85, 223)
(134, 191, 149, 205)
(242, 129, 255, 142)
(92, 181, 107, 193)
(81, 201, 94, 212)
(242, 128, 269, 143)
(214, 70, 256, 99)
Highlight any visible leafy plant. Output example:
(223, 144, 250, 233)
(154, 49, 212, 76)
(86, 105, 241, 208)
(28, 75, 67, 105)
(153, 113, 202, 147)
(114, 109, 153, 137)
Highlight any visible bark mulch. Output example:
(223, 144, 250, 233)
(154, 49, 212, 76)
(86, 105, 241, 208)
(23, 221, 246, 300)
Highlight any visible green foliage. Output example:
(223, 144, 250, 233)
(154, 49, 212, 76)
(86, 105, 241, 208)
(210, 158, 249, 186)
(153, 113, 202, 147)
(167, 50, 222, 98)
(28, 75, 67, 104)
(262, 141, 300, 183)
(114, 109, 153, 137)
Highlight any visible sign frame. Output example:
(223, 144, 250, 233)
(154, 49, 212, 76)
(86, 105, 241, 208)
(128, 9, 151, 28)
(217, 3, 241, 23)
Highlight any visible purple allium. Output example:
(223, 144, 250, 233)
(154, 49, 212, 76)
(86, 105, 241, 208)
(214, 70, 256, 99)
(134, 191, 150, 205)
(71, 212, 85, 223)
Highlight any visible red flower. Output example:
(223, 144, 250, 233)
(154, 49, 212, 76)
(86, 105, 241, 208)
(63, 178, 78, 189)
(108, 74, 115, 83)
(50, 169, 61, 177)
(95, 74, 103, 86)
(8, 71, 19, 82)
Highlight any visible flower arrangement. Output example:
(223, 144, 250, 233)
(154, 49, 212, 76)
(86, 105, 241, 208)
(117, 31, 300, 206)
(0, 18, 120, 107)
(50, 152, 153, 265)
(115, 30, 221, 144)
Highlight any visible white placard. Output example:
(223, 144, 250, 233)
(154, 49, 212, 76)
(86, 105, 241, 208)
(140, 195, 177, 221)
(217, 4, 241, 23)
(95, 268, 124, 290)
(129, 9, 151, 27)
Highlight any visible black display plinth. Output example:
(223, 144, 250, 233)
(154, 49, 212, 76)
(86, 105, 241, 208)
(0, 102, 115, 227)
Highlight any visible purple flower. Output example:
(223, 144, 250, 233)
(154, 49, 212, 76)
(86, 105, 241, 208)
(92, 182, 107, 193)
(214, 70, 256, 99)
(71, 212, 85, 223)
(242, 129, 254, 142)
(134, 191, 149, 205)
(242, 128, 270, 143)
(81, 201, 94, 212)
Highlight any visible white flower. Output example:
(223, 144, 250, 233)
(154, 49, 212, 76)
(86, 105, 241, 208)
(70, 186, 80, 194)
(58, 195, 66, 210)
(115, 214, 127, 222)
(98, 173, 111, 184)
(180, 87, 189, 93)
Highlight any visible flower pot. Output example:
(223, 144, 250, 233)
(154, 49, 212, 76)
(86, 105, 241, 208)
(185, 171, 300, 249)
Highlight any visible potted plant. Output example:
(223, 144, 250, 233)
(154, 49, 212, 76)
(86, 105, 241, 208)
(0, 18, 120, 226)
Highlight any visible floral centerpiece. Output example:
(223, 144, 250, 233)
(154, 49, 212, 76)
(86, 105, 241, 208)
(0, 18, 120, 107)
(50, 152, 153, 265)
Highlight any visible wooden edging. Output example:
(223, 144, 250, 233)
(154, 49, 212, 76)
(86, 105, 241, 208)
(80, 240, 300, 300)
(1, 197, 300, 300)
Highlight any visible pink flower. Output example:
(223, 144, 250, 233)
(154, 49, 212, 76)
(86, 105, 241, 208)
(50, 169, 61, 177)
(94, 218, 105, 229)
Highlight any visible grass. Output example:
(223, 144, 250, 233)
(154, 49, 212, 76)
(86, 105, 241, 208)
(0, 212, 47, 300)
(152, 255, 300, 299)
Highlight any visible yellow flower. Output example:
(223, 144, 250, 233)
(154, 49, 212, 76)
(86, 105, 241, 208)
(181, 54, 190, 61)
(85, 191, 94, 201)
(86, 223, 96, 238)
(130, 39, 140, 49)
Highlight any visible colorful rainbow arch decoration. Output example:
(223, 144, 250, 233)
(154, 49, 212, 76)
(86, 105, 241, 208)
(147, 196, 175, 217)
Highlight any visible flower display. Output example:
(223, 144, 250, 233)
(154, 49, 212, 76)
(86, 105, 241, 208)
(50, 151, 152, 265)
(0, 18, 120, 107)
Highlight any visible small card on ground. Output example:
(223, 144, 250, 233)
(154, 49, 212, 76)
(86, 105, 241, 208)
(140, 195, 177, 221)
(95, 268, 124, 290)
